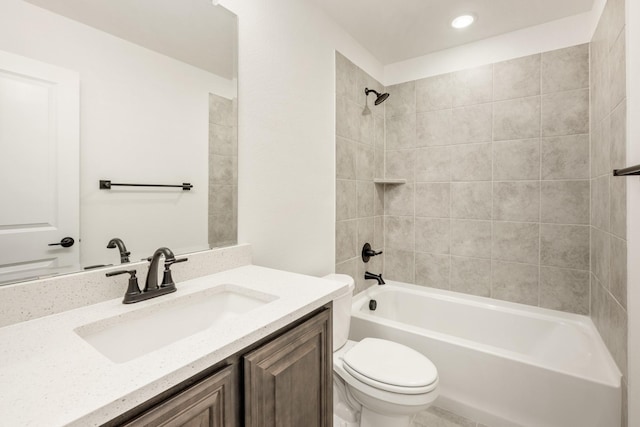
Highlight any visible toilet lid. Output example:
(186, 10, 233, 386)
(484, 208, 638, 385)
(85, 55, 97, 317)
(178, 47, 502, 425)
(342, 338, 438, 394)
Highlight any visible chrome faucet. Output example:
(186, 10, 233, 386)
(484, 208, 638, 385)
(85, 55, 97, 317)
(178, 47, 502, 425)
(364, 271, 385, 285)
(107, 237, 130, 264)
(106, 247, 187, 304)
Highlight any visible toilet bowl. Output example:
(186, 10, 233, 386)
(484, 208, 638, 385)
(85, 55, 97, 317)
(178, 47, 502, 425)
(324, 274, 439, 427)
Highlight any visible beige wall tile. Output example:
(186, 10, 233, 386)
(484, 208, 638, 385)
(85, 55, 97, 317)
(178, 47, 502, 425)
(493, 181, 540, 222)
(385, 216, 415, 250)
(360, 110, 375, 145)
(611, 177, 627, 239)
(417, 109, 452, 147)
(385, 81, 416, 118)
(386, 114, 417, 149)
(608, 296, 628, 377)
(493, 96, 541, 141)
(591, 227, 611, 289)
(492, 261, 539, 305)
(591, 119, 611, 178)
(492, 221, 539, 264)
(386, 149, 415, 180)
(356, 181, 375, 218)
(541, 89, 590, 136)
(451, 143, 492, 181)
(415, 218, 450, 254)
(451, 182, 492, 220)
(610, 236, 627, 309)
(451, 219, 492, 258)
(209, 123, 236, 156)
(609, 31, 626, 111)
(336, 97, 361, 141)
(356, 144, 375, 180)
(336, 137, 357, 179)
(450, 256, 491, 297)
(493, 139, 540, 181)
(416, 74, 453, 112)
(211, 155, 236, 185)
(357, 217, 374, 249)
(540, 224, 589, 269)
(416, 146, 451, 182)
(336, 179, 357, 221)
(541, 44, 589, 94)
(541, 134, 589, 180)
(494, 54, 541, 101)
(451, 104, 493, 144)
(415, 253, 450, 290)
(385, 183, 415, 216)
(374, 114, 385, 150)
(336, 52, 358, 102)
(591, 175, 611, 231)
(385, 249, 415, 283)
(540, 266, 589, 314)
(451, 65, 493, 107)
(541, 180, 590, 224)
(336, 220, 357, 263)
(610, 103, 627, 171)
(416, 183, 450, 218)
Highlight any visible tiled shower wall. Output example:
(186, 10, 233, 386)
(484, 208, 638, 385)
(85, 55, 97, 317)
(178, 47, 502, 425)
(209, 93, 238, 248)
(382, 45, 592, 314)
(589, 0, 628, 423)
(335, 53, 385, 293)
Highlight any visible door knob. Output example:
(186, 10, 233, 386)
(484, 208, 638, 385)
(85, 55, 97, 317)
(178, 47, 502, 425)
(48, 237, 75, 248)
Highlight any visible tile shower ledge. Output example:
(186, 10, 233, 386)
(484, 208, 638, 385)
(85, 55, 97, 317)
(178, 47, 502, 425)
(0, 265, 346, 427)
(374, 178, 407, 184)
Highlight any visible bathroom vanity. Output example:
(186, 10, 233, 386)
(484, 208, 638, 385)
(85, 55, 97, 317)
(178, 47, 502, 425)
(115, 307, 331, 427)
(0, 263, 344, 426)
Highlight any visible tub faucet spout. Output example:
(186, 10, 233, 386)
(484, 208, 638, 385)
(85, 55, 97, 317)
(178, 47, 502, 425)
(364, 271, 385, 285)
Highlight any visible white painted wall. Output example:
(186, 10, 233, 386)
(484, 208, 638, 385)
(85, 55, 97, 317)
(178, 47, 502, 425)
(384, 8, 604, 85)
(625, 0, 640, 423)
(0, 0, 235, 266)
(219, 0, 383, 276)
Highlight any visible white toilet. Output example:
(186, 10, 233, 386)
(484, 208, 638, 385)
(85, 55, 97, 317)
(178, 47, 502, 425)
(324, 274, 439, 427)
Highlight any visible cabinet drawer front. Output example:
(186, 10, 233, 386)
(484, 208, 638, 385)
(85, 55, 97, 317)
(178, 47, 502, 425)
(243, 308, 332, 427)
(124, 365, 236, 427)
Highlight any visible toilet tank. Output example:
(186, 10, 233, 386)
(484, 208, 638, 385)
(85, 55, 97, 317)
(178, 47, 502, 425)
(323, 274, 355, 351)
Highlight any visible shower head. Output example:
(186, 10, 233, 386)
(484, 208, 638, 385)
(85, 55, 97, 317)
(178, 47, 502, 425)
(365, 88, 390, 105)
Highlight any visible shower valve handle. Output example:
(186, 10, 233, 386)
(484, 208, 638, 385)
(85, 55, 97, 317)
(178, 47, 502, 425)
(362, 243, 383, 263)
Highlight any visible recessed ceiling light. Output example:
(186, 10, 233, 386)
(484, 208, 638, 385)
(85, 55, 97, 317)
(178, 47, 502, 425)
(451, 14, 476, 29)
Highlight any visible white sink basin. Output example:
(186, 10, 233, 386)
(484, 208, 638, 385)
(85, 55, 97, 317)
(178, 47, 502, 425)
(75, 284, 277, 363)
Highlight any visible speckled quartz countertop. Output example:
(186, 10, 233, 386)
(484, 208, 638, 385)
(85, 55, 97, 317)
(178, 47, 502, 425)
(0, 265, 346, 426)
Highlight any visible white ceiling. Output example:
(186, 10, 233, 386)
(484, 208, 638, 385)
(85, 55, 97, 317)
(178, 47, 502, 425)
(25, 0, 237, 79)
(310, 0, 595, 65)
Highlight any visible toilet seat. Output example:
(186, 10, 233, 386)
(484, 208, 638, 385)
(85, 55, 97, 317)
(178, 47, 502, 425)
(342, 338, 438, 395)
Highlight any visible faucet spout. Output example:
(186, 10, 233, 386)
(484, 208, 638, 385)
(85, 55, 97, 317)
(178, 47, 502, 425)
(145, 247, 175, 292)
(364, 271, 385, 285)
(107, 238, 131, 263)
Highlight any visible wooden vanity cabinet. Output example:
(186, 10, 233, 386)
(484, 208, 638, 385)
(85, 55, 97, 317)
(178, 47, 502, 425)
(243, 307, 332, 427)
(111, 306, 332, 427)
(122, 365, 236, 427)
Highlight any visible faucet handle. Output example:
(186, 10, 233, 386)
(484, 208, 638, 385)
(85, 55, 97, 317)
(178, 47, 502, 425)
(165, 257, 188, 267)
(161, 258, 188, 289)
(106, 269, 141, 303)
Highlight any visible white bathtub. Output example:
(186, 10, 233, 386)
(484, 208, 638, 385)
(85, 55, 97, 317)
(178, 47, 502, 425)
(348, 281, 621, 427)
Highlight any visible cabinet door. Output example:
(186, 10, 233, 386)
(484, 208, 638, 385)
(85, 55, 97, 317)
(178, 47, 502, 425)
(123, 365, 236, 427)
(243, 309, 332, 427)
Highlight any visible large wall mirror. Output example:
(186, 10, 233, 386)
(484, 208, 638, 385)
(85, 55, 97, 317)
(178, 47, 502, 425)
(0, 0, 238, 285)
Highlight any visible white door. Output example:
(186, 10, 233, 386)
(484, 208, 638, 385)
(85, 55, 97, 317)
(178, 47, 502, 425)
(0, 50, 79, 283)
